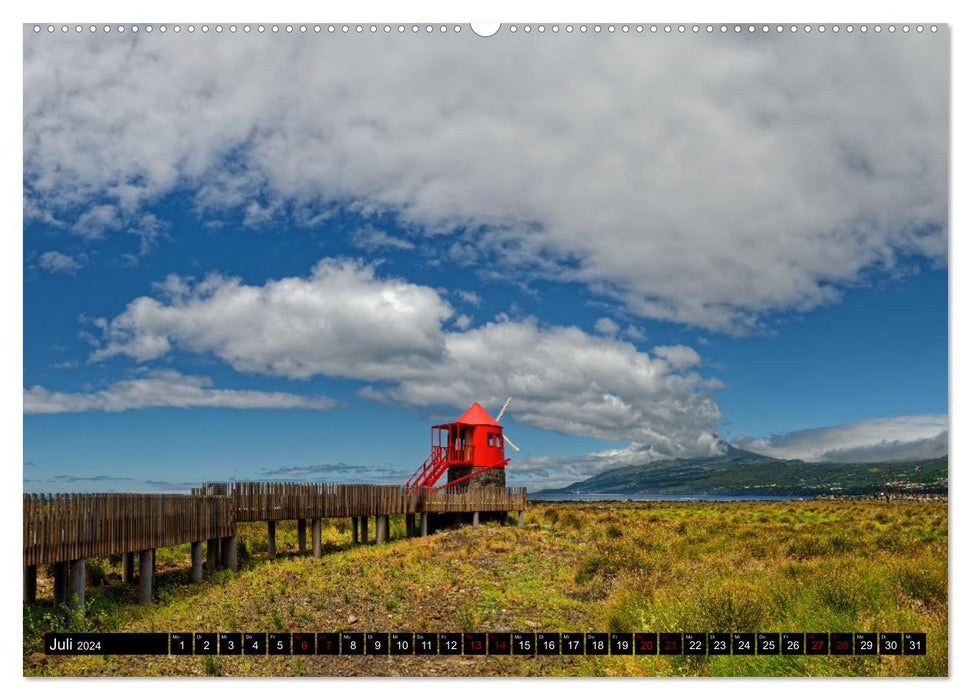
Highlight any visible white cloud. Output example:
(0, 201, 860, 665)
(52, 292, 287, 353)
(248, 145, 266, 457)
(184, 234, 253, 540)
(456, 290, 481, 306)
(89, 259, 721, 451)
(93, 258, 453, 379)
(594, 317, 620, 336)
(24, 31, 948, 331)
(38, 250, 81, 274)
(350, 225, 415, 251)
(23, 370, 336, 414)
(652, 345, 702, 371)
(733, 415, 948, 462)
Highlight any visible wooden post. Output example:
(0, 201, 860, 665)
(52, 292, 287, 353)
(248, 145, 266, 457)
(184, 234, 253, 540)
(53, 561, 69, 605)
(226, 535, 238, 571)
(23, 565, 37, 603)
(191, 541, 203, 583)
(312, 519, 322, 557)
(206, 538, 220, 570)
(361, 516, 369, 544)
(376, 515, 387, 544)
(298, 519, 307, 554)
(351, 517, 359, 544)
(68, 559, 86, 609)
(267, 521, 277, 558)
(138, 549, 153, 604)
(405, 514, 415, 537)
(122, 551, 135, 583)
(518, 510, 525, 527)
(473, 511, 480, 527)
(420, 512, 429, 537)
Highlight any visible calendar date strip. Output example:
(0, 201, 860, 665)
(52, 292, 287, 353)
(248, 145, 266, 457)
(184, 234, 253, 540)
(44, 631, 926, 656)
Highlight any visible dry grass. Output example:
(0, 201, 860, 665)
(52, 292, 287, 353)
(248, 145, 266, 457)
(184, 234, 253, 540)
(24, 500, 947, 677)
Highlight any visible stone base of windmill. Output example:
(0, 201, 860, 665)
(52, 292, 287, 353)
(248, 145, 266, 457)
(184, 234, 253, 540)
(446, 466, 506, 491)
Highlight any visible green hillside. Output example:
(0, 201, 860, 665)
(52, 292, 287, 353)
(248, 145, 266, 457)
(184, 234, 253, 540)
(534, 448, 948, 497)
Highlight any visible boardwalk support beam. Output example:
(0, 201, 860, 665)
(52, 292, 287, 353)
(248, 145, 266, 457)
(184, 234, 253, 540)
(220, 536, 233, 568)
(225, 535, 238, 571)
(376, 515, 387, 544)
(420, 512, 429, 537)
(405, 513, 415, 537)
(122, 552, 135, 583)
(191, 541, 203, 583)
(312, 519, 322, 557)
(206, 538, 219, 570)
(68, 559, 86, 609)
(518, 510, 525, 527)
(138, 549, 153, 604)
(24, 564, 37, 603)
(53, 561, 69, 605)
(351, 517, 359, 544)
(267, 521, 276, 558)
(361, 516, 369, 544)
(473, 511, 480, 527)
(298, 519, 307, 554)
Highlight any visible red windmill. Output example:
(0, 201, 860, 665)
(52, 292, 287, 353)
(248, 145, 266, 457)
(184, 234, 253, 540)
(407, 397, 520, 492)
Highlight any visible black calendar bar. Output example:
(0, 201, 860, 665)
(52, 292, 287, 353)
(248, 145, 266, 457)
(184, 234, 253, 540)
(41, 631, 926, 656)
(44, 633, 168, 655)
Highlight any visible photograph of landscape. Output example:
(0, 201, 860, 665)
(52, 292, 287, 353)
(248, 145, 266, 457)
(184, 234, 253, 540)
(22, 22, 947, 678)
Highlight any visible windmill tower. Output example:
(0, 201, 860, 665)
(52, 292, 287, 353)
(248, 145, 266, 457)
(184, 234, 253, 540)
(407, 397, 520, 492)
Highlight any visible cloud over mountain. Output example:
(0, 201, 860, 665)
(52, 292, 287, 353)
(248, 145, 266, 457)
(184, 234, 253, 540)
(733, 414, 947, 462)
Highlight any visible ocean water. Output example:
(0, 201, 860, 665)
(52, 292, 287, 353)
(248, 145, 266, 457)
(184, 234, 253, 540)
(529, 493, 808, 502)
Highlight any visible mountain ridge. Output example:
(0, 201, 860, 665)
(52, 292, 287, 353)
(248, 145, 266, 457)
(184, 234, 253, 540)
(532, 448, 948, 497)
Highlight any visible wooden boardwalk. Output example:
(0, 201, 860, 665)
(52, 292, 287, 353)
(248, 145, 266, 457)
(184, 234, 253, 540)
(23, 493, 235, 567)
(190, 482, 527, 521)
(22, 483, 527, 609)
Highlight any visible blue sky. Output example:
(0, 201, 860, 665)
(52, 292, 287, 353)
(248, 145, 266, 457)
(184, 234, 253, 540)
(22, 25, 948, 491)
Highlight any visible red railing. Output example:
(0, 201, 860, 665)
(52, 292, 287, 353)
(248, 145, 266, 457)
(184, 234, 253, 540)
(407, 444, 476, 491)
(434, 444, 474, 465)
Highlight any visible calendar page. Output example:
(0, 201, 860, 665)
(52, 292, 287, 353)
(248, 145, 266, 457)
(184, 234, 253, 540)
(22, 19, 948, 680)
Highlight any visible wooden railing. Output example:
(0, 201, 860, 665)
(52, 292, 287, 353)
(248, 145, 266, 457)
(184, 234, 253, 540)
(191, 482, 526, 520)
(23, 493, 235, 567)
(24, 484, 528, 567)
(423, 485, 528, 513)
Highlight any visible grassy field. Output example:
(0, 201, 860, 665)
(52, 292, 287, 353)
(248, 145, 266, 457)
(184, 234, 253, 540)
(23, 499, 947, 677)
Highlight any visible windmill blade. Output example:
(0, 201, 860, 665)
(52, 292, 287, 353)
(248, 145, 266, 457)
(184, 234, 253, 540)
(503, 434, 521, 452)
(496, 396, 513, 423)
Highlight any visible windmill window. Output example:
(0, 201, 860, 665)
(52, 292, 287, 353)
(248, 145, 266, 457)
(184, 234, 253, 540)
(487, 433, 495, 447)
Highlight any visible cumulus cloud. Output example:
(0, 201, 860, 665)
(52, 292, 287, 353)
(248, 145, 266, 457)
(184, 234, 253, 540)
(93, 258, 453, 379)
(23, 370, 337, 414)
(38, 250, 81, 274)
(88, 259, 722, 452)
(24, 30, 947, 331)
(733, 415, 948, 462)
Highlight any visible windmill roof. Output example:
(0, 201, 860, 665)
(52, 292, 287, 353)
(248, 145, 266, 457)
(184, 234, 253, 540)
(455, 401, 500, 426)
